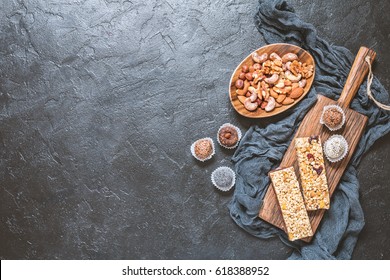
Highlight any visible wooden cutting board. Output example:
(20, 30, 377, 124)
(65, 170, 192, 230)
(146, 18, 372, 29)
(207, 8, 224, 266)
(258, 47, 376, 242)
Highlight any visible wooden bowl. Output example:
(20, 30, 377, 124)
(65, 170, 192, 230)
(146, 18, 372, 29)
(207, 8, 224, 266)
(229, 43, 316, 118)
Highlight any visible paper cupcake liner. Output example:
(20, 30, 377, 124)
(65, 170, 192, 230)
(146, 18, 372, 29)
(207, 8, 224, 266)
(211, 166, 236, 192)
(217, 123, 242, 149)
(190, 137, 215, 162)
(323, 135, 349, 163)
(320, 104, 346, 131)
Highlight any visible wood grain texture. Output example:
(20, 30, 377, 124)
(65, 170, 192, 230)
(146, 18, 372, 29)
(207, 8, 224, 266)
(229, 43, 315, 118)
(258, 47, 375, 242)
(339, 48, 376, 107)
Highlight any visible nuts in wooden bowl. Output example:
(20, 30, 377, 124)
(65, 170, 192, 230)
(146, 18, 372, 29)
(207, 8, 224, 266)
(229, 43, 315, 118)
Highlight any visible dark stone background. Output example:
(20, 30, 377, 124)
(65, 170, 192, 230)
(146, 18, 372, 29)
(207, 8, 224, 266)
(0, 0, 389, 259)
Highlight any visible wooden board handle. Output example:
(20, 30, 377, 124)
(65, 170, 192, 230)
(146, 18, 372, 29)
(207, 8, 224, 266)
(338, 47, 376, 108)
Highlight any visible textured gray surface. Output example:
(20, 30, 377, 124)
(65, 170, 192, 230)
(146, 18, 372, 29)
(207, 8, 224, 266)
(0, 0, 389, 259)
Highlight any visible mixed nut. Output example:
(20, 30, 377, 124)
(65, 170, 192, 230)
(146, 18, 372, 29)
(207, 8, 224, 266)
(234, 50, 314, 112)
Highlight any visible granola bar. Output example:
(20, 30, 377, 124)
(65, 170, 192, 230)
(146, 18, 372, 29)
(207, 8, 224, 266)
(269, 167, 313, 241)
(295, 136, 330, 210)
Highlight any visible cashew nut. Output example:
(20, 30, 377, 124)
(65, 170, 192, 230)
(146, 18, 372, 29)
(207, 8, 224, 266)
(285, 61, 292, 71)
(298, 79, 307, 88)
(265, 97, 276, 112)
(253, 63, 261, 70)
(244, 98, 258, 111)
(264, 73, 279, 84)
(275, 79, 285, 89)
(282, 53, 298, 63)
(285, 70, 302, 82)
(252, 52, 268, 63)
(252, 74, 263, 85)
(247, 87, 258, 102)
(270, 52, 282, 61)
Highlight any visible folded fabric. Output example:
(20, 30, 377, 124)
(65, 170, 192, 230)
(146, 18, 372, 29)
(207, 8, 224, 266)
(229, 0, 390, 259)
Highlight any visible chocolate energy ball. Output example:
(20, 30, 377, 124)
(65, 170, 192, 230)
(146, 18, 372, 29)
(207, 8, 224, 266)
(320, 105, 345, 131)
(323, 108, 342, 127)
(217, 123, 242, 149)
(191, 138, 215, 161)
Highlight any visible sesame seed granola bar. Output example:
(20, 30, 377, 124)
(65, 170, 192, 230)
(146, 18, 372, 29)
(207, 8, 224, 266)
(295, 136, 330, 210)
(269, 167, 313, 241)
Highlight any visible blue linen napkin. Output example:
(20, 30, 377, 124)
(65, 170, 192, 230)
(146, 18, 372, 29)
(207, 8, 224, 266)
(229, 0, 390, 259)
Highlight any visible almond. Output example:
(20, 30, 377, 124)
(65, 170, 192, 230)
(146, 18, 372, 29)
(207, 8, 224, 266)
(291, 82, 299, 90)
(282, 97, 294, 105)
(276, 94, 286, 103)
(238, 95, 246, 104)
(290, 87, 304, 99)
(270, 89, 279, 99)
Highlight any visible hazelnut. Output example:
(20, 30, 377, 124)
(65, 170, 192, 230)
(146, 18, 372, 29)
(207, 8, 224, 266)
(245, 72, 253, 81)
(242, 65, 249, 73)
(235, 79, 244, 89)
(224, 133, 231, 139)
(238, 72, 246, 80)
